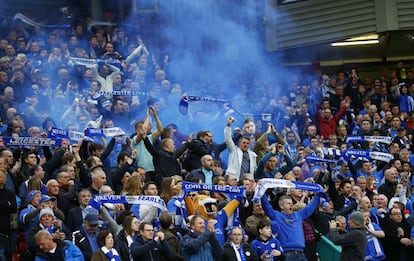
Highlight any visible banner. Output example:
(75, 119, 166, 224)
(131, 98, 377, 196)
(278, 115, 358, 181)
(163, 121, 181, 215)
(253, 178, 323, 203)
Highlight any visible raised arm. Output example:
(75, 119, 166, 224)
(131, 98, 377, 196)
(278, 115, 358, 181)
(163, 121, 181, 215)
(125, 44, 144, 65)
(143, 135, 157, 157)
(260, 193, 278, 221)
(134, 112, 150, 144)
(224, 117, 236, 152)
(150, 106, 163, 140)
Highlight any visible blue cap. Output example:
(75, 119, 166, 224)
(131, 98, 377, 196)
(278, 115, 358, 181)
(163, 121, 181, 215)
(27, 190, 42, 203)
(39, 195, 56, 204)
(84, 213, 100, 225)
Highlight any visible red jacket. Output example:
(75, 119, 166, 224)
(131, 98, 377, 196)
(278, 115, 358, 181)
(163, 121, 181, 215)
(316, 105, 347, 140)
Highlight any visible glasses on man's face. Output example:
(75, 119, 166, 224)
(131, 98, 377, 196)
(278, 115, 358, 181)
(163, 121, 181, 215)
(143, 229, 154, 232)
(189, 193, 197, 197)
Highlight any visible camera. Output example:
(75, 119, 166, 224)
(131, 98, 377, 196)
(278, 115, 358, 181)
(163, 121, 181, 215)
(54, 227, 62, 233)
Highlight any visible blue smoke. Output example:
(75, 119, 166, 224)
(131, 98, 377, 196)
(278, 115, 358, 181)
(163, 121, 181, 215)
(128, 0, 289, 136)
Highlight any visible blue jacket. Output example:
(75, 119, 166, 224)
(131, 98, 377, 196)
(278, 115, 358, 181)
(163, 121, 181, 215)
(180, 230, 223, 261)
(261, 193, 320, 251)
(34, 240, 84, 261)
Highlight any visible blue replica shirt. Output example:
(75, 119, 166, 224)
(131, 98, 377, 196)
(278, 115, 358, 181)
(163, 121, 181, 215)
(261, 193, 320, 251)
(365, 222, 386, 261)
(211, 209, 227, 245)
(251, 237, 283, 261)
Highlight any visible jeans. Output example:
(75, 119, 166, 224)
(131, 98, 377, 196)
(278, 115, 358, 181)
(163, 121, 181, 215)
(284, 251, 308, 261)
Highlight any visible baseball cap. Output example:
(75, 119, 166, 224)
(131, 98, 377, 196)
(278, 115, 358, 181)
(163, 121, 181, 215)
(39, 195, 56, 204)
(27, 190, 42, 203)
(84, 213, 100, 225)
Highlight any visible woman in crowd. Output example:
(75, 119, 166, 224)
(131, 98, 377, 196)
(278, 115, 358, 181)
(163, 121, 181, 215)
(91, 230, 121, 261)
(221, 226, 259, 261)
(114, 215, 140, 261)
(121, 175, 142, 197)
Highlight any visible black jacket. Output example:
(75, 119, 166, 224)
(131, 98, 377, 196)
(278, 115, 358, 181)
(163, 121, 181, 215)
(221, 242, 259, 261)
(181, 139, 211, 171)
(72, 225, 98, 260)
(114, 229, 136, 261)
(380, 215, 412, 261)
(328, 227, 367, 261)
(378, 179, 397, 201)
(143, 137, 184, 183)
(66, 207, 83, 233)
(0, 186, 17, 235)
(130, 235, 172, 261)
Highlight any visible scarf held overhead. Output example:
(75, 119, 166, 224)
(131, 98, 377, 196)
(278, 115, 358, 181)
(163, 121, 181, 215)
(91, 195, 166, 210)
(253, 178, 323, 203)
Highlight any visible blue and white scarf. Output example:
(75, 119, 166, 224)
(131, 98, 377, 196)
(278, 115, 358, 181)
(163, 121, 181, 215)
(1, 136, 62, 147)
(346, 135, 392, 145)
(90, 195, 166, 211)
(342, 149, 393, 163)
(253, 178, 323, 203)
(231, 242, 247, 261)
(101, 246, 121, 261)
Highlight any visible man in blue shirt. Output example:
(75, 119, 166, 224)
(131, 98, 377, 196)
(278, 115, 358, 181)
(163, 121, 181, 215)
(186, 155, 219, 185)
(261, 192, 322, 261)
